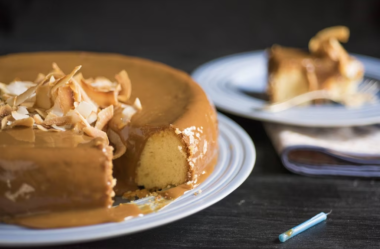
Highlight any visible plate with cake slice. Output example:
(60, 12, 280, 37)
(192, 26, 380, 127)
(0, 52, 255, 246)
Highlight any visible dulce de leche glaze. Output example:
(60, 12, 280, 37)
(0, 52, 218, 228)
(0, 129, 114, 216)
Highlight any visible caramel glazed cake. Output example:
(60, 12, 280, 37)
(0, 52, 218, 228)
(268, 26, 365, 106)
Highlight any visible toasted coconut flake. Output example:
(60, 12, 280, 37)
(57, 86, 75, 114)
(309, 26, 350, 54)
(109, 104, 138, 129)
(68, 109, 90, 133)
(12, 111, 29, 120)
(51, 65, 82, 98)
(0, 105, 12, 118)
(26, 107, 35, 113)
(322, 39, 349, 61)
(6, 96, 16, 106)
(51, 124, 66, 131)
(43, 116, 70, 126)
(47, 98, 64, 117)
(49, 76, 56, 83)
(133, 98, 142, 110)
(14, 72, 54, 107)
(87, 111, 98, 124)
(34, 73, 45, 84)
(6, 81, 36, 96)
(75, 109, 90, 127)
(76, 101, 93, 119)
(73, 73, 84, 83)
(116, 70, 132, 102)
(36, 124, 48, 131)
(35, 83, 52, 109)
(83, 126, 108, 143)
(91, 77, 119, 91)
(17, 106, 29, 115)
(52, 63, 64, 75)
(79, 78, 119, 108)
(122, 105, 137, 122)
(33, 114, 44, 125)
(0, 83, 8, 94)
(10, 117, 34, 128)
(66, 109, 81, 124)
(1, 115, 10, 129)
(44, 112, 57, 122)
(95, 105, 114, 130)
(68, 80, 82, 103)
(73, 75, 98, 109)
(20, 100, 35, 108)
(35, 108, 47, 119)
(108, 128, 127, 159)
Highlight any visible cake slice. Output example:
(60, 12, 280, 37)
(268, 26, 364, 105)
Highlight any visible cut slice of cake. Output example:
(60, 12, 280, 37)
(268, 26, 364, 106)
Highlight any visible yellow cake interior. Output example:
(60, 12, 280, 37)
(136, 129, 189, 189)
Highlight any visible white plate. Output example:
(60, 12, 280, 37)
(192, 51, 380, 127)
(0, 113, 255, 247)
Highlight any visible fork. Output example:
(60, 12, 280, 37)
(257, 79, 379, 113)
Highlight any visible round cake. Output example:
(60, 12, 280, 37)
(0, 52, 218, 226)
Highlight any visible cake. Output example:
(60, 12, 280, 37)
(0, 52, 218, 227)
(268, 26, 364, 105)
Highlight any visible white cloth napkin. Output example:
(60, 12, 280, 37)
(264, 123, 380, 177)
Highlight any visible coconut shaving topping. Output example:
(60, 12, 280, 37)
(0, 63, 141, 159)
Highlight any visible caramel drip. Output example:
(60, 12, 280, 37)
(4, 204, 142, 229)
(159, 184, 193, 200)
(159, 156, 217, 200)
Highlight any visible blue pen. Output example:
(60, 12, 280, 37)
(279, 210, 332, 242)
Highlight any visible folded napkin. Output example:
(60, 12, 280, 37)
(264, 123, 380, 177)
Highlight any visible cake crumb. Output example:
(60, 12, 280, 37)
(175, 128, 181, 134)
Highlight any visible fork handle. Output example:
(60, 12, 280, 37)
(262, 90, 331, 112)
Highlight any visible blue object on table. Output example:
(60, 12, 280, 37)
(279, 211, 331, 242)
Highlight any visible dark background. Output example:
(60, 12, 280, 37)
(2, 0, 380, 248)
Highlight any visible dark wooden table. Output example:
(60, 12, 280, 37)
(2, 1, 380, 248)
